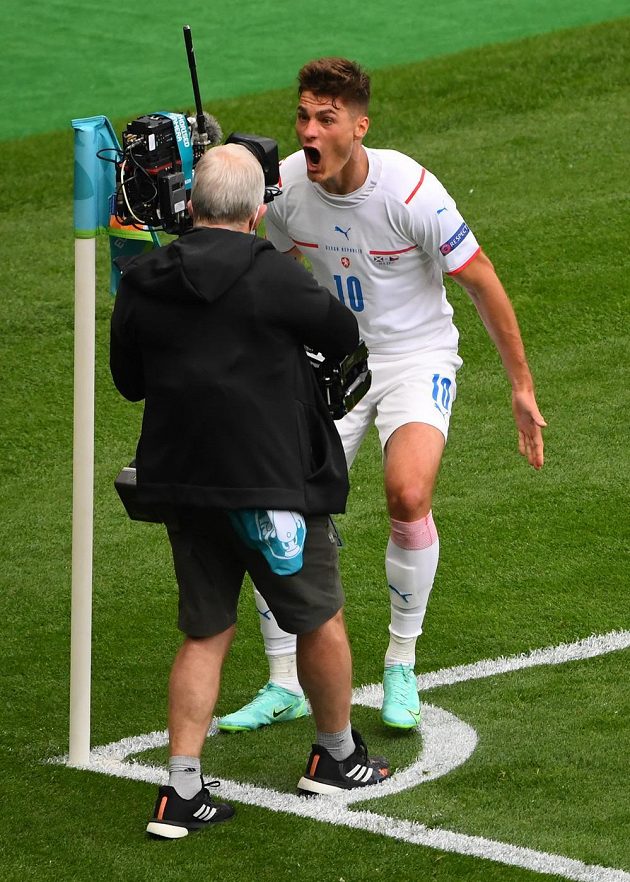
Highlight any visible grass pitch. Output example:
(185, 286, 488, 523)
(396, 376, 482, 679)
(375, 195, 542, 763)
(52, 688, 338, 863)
(0, 15, 628, 882)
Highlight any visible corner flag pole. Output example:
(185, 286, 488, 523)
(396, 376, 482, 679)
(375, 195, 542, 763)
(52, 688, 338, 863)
(69, 234, 95, 767)
(69, 117, 118, 766)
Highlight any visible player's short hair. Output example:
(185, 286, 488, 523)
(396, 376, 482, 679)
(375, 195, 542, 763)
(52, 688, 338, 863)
(191, 144, 265, 225)
(298, 57, 371, 112)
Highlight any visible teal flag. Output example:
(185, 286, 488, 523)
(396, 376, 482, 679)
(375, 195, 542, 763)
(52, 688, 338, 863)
(108, 220, 160, 294)
(72, 114, 158, 288)
(72, 116, 120, 238)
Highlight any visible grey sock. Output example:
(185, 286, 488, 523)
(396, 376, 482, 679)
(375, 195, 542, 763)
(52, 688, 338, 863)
(316, 723, 354, 761)
(168, 755, 202, 800)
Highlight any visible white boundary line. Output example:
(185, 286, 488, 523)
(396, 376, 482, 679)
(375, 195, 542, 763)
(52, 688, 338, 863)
(60, 702, 477, 800)
(53, 629, 630, 881)
(352, 628, 630, 707)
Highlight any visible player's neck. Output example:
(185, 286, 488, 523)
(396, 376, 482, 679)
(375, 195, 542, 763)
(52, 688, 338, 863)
(321, 145, 369, 196)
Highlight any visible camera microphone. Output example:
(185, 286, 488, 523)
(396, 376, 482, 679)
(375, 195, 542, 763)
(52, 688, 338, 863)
(189, 111, 223, 147)
(183, 26, 222, 150)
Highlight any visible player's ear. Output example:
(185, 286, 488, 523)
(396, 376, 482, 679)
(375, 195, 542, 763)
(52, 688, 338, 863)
(354, 114, 369, 141)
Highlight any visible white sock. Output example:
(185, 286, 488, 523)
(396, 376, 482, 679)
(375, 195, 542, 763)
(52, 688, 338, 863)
(254, 587, 302, 694)
(384, 515, 440, 670)
(384, 631, 417, 667)
(268, 652, 302, 695)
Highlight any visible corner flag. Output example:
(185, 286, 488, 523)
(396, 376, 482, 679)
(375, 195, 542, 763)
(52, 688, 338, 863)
(72, 115, 119, 237)
(69, 116, 155, 766)
(69, 116, 120, 766)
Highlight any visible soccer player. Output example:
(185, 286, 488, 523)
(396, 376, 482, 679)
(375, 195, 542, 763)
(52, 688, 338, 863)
(218, 57, 546, 733)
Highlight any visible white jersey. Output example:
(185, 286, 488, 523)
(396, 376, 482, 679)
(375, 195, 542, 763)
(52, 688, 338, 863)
(265, 148, 481, 356)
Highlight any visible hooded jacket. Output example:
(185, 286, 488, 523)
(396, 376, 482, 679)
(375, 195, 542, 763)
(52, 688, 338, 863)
(110, 226, 359, 515)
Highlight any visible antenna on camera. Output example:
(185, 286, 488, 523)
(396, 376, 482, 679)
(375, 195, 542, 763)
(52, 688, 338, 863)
(183, 25, 207, 144)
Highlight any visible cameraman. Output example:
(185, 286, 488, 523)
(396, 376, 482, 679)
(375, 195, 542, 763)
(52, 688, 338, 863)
(110, 144, 389, 840)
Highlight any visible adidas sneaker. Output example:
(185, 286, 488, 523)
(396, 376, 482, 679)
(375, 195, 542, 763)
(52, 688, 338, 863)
(146, 780, 234, 839)
(297, 728, 390, 796)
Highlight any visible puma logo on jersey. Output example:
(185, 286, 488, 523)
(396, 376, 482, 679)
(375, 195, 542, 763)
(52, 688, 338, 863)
(334, 225, 351, 240)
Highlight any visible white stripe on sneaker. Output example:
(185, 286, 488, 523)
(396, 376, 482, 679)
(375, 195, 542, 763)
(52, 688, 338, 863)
(346, 764, 371, 781)
(360, 767, 373, 783)
(193, 805, 217, 821)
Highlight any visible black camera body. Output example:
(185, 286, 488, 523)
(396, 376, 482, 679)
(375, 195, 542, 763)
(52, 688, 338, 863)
(225, 132, 281, 199)
(116, 114, 191, 233)
(114, 463, 163, 524)
(115, 114, 281, 235)
(306, 340, 372, 421)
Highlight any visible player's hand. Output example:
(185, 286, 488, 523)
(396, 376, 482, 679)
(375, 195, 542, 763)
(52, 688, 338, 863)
(512, 389, 547, 470)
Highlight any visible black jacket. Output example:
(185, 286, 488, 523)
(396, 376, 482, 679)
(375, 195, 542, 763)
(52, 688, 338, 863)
(110, 226, 359, 515)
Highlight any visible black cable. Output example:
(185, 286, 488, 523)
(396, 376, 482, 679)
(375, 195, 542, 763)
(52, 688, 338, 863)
(96, 147, 123, 164)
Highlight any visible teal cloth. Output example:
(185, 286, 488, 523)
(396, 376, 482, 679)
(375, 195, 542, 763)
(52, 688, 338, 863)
(229, 509, 307, 575)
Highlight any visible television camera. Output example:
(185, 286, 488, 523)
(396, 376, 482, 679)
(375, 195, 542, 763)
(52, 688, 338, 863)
(112, 26, 280, 234)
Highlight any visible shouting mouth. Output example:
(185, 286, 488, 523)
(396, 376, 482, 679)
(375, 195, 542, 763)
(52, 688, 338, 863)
(303, 146, 321, 172)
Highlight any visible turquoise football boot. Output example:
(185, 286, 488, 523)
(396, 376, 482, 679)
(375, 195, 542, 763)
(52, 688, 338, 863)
(381, 664, 421, 729)
(218, 682, 308, 732)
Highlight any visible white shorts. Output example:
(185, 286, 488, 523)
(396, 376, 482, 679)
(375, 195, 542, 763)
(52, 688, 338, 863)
(336, 349, 463, 468)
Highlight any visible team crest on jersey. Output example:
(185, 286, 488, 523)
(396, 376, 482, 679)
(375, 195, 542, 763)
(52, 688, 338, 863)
(440, 223, 470, 255)
(341, 256, 350, 268)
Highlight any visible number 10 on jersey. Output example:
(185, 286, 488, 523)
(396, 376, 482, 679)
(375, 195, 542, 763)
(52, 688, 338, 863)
(333, 274, 365, 312)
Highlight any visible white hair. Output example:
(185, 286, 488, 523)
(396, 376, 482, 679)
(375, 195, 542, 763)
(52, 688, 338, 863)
(191, 143, 265, 225)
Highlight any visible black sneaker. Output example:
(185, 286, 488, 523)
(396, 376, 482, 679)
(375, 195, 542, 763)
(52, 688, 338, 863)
(146, 780, 235, 839)
(297, 728, 390, 795)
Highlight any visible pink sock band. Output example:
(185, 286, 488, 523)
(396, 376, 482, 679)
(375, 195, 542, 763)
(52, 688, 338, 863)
(390, 512, 438, 550)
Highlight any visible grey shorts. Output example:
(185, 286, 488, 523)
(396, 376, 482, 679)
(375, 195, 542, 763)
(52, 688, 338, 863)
(166, 512, 344, 638)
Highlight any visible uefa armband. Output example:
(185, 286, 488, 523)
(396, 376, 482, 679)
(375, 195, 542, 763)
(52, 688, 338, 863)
(306, 339, 371, 420)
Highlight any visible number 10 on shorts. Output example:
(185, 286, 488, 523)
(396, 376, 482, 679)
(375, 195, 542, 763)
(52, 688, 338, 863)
(432, 373, 453, 416)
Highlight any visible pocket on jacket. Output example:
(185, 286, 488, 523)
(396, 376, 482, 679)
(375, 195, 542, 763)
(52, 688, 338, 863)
(295, 401, 335, 480)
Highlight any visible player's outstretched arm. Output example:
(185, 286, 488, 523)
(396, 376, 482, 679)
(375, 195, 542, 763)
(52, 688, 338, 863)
(453, 250, 547, 470)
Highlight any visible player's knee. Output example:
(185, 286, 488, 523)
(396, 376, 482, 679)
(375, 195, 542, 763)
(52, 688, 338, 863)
(387, 483, 432, 521)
